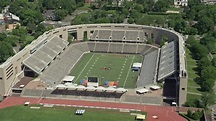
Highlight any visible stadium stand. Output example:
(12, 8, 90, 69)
(125, 31, 139, 41)
(136, 49, 159, 88)
(112, 30, 125, 40)
(91, 30, 98, 40)
(122, 43, 137, 53)
(138, 31, 146, 42)
(23, 36, 69, 73)
(121, 94, 163, 105)
(158, 41, 177, 80)
(94, 42, 109, 52)
(39, 43, 89, 86)
(98, 30, 112, 40)
(108, 43, 124, 53)
(87, 42, 96, 51)
(73, 43, 90, 52)
(0, 24, 187, 106)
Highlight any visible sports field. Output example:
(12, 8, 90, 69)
(70, 53, 143, 88)
(0, 106, 146, 121)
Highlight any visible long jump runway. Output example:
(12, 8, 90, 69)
(0, 97, 186, 121)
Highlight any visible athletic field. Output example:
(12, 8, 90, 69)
(0, 106, 146, 121)
(70, 53, 143, 88)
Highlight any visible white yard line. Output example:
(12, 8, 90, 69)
(123, 55, 135, 88)
(74, 54, 95, 82)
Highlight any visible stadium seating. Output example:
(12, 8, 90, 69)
(122, 43, 137, 53)
(125, 31, 139, 41)
(138, 31, 147, 42)
(94, 42, 109, 52)
(91, 30, 98, 40)
(98, 30, 112, 40)
(73, 42, 90, 52)
(39, 44, 86, 85)
(38, 40, 160, 86)
(112, 30, 125, 40)
(158, 41, 176, 80)
(136, 49, 159, 87)
(108, 43, 124, 53)
(23, 36, 69, 73)
(87, 42, 96, 51)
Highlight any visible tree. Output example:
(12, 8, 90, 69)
(147, 38, 153, 44)
(196, 16, 214, 34)
(200, 92, 216, 109)
(187, 109, 193, 118)
(55, 9, 68, 21)
(192, 110, 202, 120)
(128, 18, 134, 24)
(201, 66, 216, 80)
(133, 4, 143, 13)
(200, 78, 214, 92)
(153, 0, 171, 12)
(200, 36, 216, 52)
(212, 58, 216, 67)
(0, 41, 14, 63)
(197, 57, 212, 71)
(189, 41, 208, 60)
(83, 32, 88, 41)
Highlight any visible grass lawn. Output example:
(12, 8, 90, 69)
(187, 94, 201, 102)
(186, 47, 203, 102)
(187, 79, 200, 87)
(70, 53, 143, 88)
(186, 60, 197, 65)
(0, 106, 147, 121)
(77, 3, 91, 11)
(187, 87, 202, 94)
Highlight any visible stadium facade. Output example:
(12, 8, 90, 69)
(0, 24, 187, 106)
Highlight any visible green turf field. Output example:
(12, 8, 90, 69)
(70, 53, 143, 88)
(0, 106, 147, 121)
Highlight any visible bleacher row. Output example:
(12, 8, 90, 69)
(136, 49, 159, 88)
(23, 36, 69, 73)
(39, 43, 89, 86)
(87, 42, 157, 55)
(90, 30, 147, 42)
(158, 41, 177, 80)
(39, 42, 159, 86)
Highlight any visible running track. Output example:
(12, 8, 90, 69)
(0, 97, 187, 121)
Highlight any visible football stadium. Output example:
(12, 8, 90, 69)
(0, 24, 187, 120)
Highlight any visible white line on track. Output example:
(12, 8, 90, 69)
(123, 55, 135, 87)
(74, 54, 95, 82)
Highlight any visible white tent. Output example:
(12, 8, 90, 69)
(150, 85, 160, 90)
(76, 85, 86, 91)
(116, 88, 127, 93)
(136, 88, 149, 94)
(132, 63, 142, 68)
(86, 86, 96, 91)
(55, 84, 66, 89)
(64, 82, 72, 86)
(66, 84, 76, 90)
(62, 76, 75, 83)
(105, 87, 116, 92)
(96, 86, 105, 92)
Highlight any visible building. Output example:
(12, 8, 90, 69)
(0, 24, 187, 106)
(174, 0, 188, 6)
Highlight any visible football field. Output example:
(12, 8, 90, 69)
(70, 53, 143, 88)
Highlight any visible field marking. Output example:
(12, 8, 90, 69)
(74, 54, 95, 82)
(123, 55, 135, 88)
